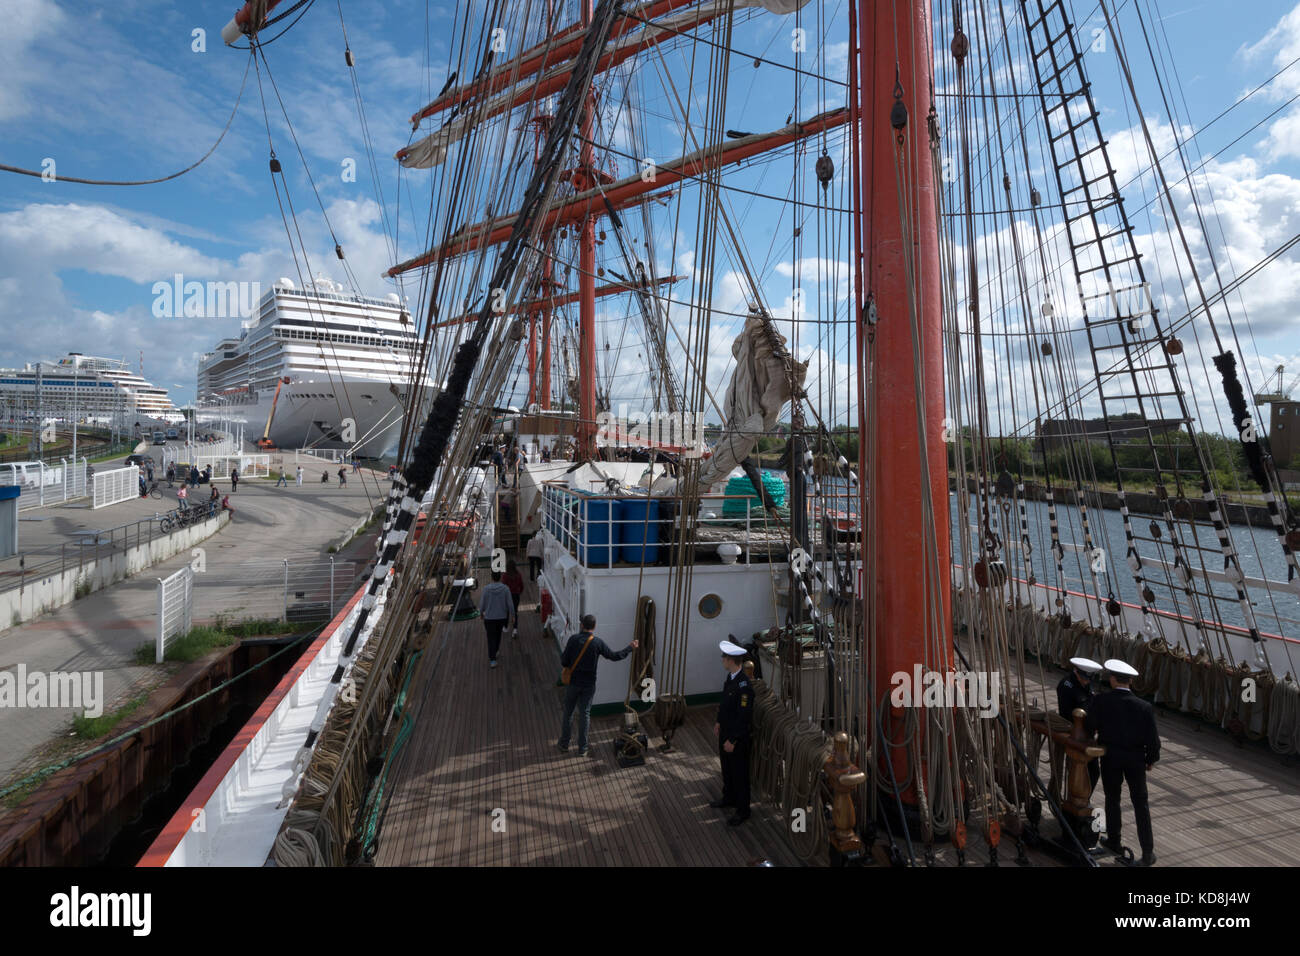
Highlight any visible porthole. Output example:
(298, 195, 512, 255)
(698, 593, 723, 619)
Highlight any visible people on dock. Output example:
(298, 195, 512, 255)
(556, 614, 637, 757)
(230, 466, 239, 492)
(478, 571, 514, 669)
(321, 470, 329, 483)
(177, 484, 189, 510)
(275, 469, 288, 487)
(526, 532, 545, 581)
(296, 465, 304, 486)
(491, 446, 506, 487)
(166, 462, 176, 486)
(712, 639, 754, 827)
(502, 561, 524, 638)
(338, 466, 347, 487)
(190, 465, 200, 486)
(1086, 658, 1160, 867)
(1058, 656, 1101, 791)
(352, 457, 361, 474)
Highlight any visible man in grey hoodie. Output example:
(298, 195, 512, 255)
(478, 571, 514, 669)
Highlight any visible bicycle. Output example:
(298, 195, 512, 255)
(147, 480, 163, 500)
(155, 511, 177, 534)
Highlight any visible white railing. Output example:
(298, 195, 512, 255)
(194, 453, 271, 480)
(0, 457, 90, 511)
(162, 431, 238, 470)
(92, 465, 138, 509)
(294, 447, 345, 463)
(156, 565, 195, 663)
(540, 483, 758, 569)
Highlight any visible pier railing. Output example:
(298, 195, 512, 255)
(0, 457, 89, 511)
(0, 511, 196, 598)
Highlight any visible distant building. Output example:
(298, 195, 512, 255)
(1268, 400, 1300, 471)
(1036, 416, 1185, 451)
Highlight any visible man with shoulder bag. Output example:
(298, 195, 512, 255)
(557, 614, 637, 757)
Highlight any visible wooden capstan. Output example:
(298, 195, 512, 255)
(1029, 707, 1105, 848)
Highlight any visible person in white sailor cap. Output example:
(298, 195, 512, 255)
(1085, 658, 1160, 866)
(711, 638, 754, 826)
(1058, 657, 1103, 790)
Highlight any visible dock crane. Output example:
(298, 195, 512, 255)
(1254, 364, 1300, 404)
(256, 377, 292, 450)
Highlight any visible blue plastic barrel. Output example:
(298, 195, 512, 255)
(579, 495, 614, 566)
(619, 498, 660, 563)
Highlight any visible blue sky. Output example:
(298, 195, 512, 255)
(1, 0, 1298, 432)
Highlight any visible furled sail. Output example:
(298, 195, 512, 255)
(658, 314, 806, 496)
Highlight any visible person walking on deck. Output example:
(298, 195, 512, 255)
(526, 532, 545, 581)
(478, 571, 513, 669)
(556, 614, 637, 757)
(295, 465, 303, 486)
(275, 469, 288, 487)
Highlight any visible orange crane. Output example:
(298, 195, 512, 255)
(256, 377, 291, 450)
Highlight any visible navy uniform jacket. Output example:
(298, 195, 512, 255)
(1084, 687, 1160, 765)
(1056, 673, 1094, 720)
(717, 671, 754, 745)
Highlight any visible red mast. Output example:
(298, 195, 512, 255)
(858, 0, 950, 802)
(576, 0, 599, 457)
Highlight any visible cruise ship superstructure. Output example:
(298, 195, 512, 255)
(0, 352, 181, 424)
(196, 277, 434, 456)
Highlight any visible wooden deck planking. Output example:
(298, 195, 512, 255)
(373, 574, 1299, 867)
(375, 576, 808, 867)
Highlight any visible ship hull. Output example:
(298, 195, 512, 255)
(198, 377, 430, 457)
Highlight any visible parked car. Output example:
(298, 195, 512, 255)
(152, 431, 166, 445)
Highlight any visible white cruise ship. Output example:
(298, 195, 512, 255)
(197, 277, 434, 456)
(0, 353, 181, 424)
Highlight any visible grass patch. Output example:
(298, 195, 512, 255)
(164, 626, 237, 662)
(73, 577, 93, 600)
(72, 692, 149, 741)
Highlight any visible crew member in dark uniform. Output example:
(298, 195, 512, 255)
(1058, 656, 1101, 791)
(712, 639, 754, 826)
(1085, 658, 1160, 867)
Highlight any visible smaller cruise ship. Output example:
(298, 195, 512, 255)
(0, 353, 182, 424)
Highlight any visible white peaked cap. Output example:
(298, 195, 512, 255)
(1069, 657, 1102, 673)
(1103, 658, 1139, 678)
(719, 640, 747, 656)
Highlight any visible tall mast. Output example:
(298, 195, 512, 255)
(858, 0, 950, 802)
(577, 0, 598, 457)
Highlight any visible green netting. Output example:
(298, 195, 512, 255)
(721, 471, 786, 517)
